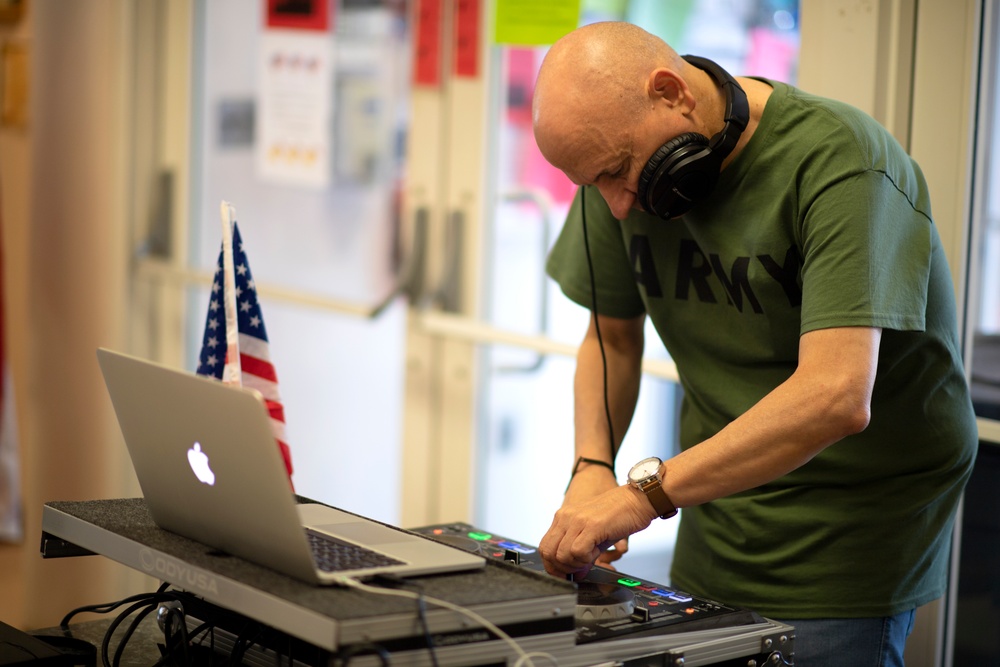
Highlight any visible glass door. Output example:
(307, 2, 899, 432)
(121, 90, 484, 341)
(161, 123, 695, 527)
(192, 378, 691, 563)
(189, 0, 412, 521)
(908, 2, 984, 664)
(135, 0, 413, 524)
(966, 3, 1000, 438)
(948, 1, 1000, 663)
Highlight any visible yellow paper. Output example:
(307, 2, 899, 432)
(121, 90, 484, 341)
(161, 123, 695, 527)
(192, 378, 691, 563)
(494, 0, 580, 46)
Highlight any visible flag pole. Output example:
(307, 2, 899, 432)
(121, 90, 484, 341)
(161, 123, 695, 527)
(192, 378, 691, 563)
(220, 201, 242, 387)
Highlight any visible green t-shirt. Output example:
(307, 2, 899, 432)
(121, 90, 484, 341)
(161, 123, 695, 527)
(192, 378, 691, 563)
(546, 81, 977, 618)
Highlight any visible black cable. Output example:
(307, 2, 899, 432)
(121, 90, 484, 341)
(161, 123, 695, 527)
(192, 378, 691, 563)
(163, 606, 191, 667)
(151, 620, 213, 667)
(229, 621, 266, 666)
(59, 582, 171, 630)
(340, 642, 391, 667)
(227, 626, 251, 666)
(278, 632, 291, 667)
(79, 589, 183, 667)
(70, 582, 219, 667)
(414, 592, 440, 667)
(580, 185, 618, 463)
(185, 621, 214, 645)
(111, 604, 158, 667)
(100, 598, 161, 667)
(371, 574, 438, 667)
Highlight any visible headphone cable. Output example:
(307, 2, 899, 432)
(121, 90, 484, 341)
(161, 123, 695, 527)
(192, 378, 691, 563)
(579, 186, 618, 467)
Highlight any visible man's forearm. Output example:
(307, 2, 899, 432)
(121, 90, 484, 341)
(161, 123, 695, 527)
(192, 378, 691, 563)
(572, 319, 643, 466)
(663, 326, 881, 508)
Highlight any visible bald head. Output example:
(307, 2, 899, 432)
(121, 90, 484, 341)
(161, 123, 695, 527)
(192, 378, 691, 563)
(532, 22, 686, 178)
(536, 22, 681, 108)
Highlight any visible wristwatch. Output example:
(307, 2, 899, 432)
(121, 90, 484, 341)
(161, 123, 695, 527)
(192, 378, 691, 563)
(627, 456, 677, 519)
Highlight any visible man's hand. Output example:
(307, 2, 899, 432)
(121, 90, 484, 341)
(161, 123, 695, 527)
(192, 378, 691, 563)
(560, 465, 630, 568)
(539, 481, 657, 578)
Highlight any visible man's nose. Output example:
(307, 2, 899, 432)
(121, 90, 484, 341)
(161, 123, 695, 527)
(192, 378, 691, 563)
(596, 182, 637, 221)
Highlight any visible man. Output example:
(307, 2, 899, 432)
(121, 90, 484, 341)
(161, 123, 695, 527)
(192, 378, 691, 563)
(533, 21, 977, 667)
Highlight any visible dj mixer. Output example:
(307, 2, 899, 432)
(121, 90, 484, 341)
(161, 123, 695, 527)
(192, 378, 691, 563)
(412, 523, 785, 650)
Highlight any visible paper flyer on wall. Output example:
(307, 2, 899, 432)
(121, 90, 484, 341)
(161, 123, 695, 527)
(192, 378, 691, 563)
(256, 29, 334, 189)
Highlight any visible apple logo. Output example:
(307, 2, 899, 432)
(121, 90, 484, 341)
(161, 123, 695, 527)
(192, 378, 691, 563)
(187, 442, 216, 486)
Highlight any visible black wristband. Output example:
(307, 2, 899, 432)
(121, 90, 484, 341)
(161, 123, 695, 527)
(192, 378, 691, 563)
(571, 456, 616, 478)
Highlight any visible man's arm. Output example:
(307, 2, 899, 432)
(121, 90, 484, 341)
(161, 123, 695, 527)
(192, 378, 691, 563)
(667, 326, 881, 505)
(546, 312, 644, 569)
(564, 312, 645, 501)
(539, 325, 882, 577)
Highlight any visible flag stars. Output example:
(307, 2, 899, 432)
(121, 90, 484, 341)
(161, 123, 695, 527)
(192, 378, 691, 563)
(237, 263, 248, 276)
(209, 299, 220, 311)
(249, 315, 261, 328)
(208, 318, 220, 330)
(206, 336, 218, 348)
(240, 300, 252, 313)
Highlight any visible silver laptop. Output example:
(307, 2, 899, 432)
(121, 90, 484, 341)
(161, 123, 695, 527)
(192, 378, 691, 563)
(96, 347, 484, 585)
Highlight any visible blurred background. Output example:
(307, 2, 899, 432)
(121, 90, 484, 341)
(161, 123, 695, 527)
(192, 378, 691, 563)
(0, 1, 997, 664)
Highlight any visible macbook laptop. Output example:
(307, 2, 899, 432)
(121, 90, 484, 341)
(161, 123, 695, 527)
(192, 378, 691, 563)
(96, 347, 484, 585)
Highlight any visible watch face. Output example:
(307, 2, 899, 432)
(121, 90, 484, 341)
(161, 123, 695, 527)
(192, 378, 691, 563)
(629, 457, 661, 483)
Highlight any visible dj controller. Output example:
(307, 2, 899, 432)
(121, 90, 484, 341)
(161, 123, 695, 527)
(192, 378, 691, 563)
(43, 498, 796, 667)
(412, 523, 773, 646)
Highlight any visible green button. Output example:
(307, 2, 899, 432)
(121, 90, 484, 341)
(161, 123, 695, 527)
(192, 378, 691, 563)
(468, 531, 492, 541)
(618, 578, 642, 587)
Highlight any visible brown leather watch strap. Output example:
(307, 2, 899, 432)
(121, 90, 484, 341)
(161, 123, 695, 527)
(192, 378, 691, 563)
(640, 477, 678, 519)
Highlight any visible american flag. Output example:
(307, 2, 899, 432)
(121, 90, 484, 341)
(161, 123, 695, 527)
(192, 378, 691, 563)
(196, 202, 293, 479)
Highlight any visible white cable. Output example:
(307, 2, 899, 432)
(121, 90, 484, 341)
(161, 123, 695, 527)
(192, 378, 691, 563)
(335, 577, 559, 667)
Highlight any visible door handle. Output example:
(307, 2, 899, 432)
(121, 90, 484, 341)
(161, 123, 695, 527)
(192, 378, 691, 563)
(372, 206, 429, 317)
(431, 209, 464, 314)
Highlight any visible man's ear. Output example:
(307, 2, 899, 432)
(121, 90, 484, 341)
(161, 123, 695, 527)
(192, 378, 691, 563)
(647, 68, 693, 113)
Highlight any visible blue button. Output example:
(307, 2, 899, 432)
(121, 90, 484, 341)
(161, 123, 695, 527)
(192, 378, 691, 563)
(668, 594, 693, 603)
(497, 540, 536, 554)
(650, 588, 672, 597)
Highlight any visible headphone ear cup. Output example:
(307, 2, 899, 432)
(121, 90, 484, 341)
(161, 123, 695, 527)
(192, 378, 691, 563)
(638, 132, 713, 219)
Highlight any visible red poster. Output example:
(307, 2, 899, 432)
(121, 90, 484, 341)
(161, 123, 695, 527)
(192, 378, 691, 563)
(266, 0, 332, 32)
(454, 0, 480, 78)
(413, 0, 443, 87)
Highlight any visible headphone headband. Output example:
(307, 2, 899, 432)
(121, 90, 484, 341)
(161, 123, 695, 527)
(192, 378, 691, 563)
(680, 55, 749, 165)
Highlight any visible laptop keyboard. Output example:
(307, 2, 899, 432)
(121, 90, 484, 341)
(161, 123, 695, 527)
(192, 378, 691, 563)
(307, 530, 406, 573)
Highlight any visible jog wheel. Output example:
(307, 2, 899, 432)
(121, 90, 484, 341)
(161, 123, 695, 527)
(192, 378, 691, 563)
(575, 582, 636, 620)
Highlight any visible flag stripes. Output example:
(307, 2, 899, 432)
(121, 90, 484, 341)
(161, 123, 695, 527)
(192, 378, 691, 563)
(197, 202, 292, 480)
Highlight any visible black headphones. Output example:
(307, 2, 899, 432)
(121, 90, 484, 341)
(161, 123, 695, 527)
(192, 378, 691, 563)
(636, 55, 749, 220)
